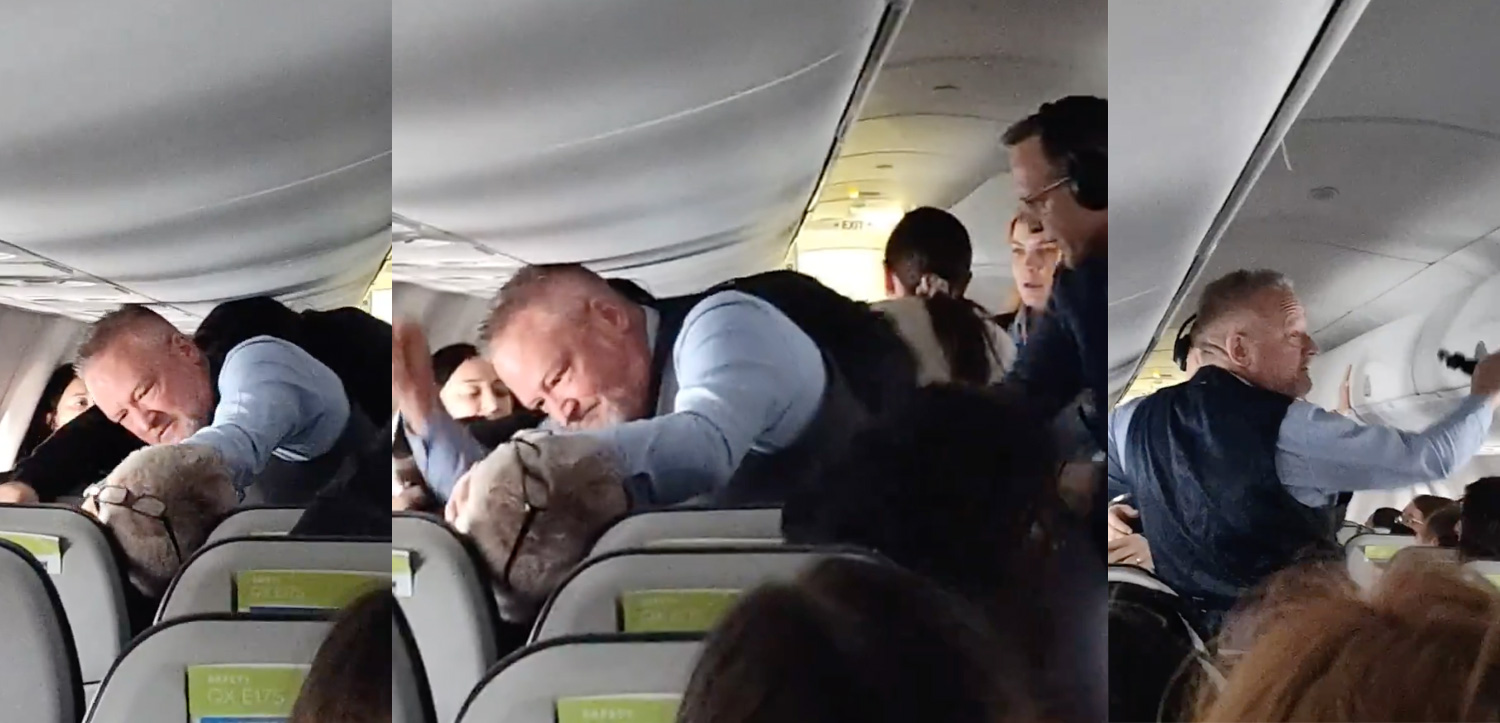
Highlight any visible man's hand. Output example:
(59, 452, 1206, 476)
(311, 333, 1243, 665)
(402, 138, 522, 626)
(393, 320, 441, 437)
(445, 468, 476, 527)
(1472, 352, 1500, 406)
(1107, 504, 1139, 542)
(1108, 533, 1153, 570)
(0, 481, 38, 505)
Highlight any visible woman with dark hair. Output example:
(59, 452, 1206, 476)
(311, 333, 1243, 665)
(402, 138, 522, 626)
(677, 557, 1033, 723)
(288, 590, 392, 723)
(432, 343, 513, 421)
(1401, 493, 1457, 540)
(15, 364, 94, 461)
(875, 206, 1015, 385)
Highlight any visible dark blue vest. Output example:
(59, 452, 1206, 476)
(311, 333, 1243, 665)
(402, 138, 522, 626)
(1125, 366, 1340, 632)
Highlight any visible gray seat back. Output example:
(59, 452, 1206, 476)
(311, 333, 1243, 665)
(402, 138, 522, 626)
(394, 597, 439, 723)
(1344, 533, 1418, 588)
(0, 540, 82, 723)
(156, 536, 391, 623)
(589, 507, 783, 557)
(532, 545, 873, 643)
(205, 505, 306, 544)
(83, 614, 329, 723)
(0, 505, 128, 698)
(457, 634, 702, 723)
(393, 513, 501, 723)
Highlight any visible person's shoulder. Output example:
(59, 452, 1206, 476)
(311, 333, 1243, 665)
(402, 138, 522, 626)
(224, 335, 314, 364)
(685, 289, 791, 327)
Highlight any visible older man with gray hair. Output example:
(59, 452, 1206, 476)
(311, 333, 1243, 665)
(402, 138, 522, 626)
(1107, 269, 1500, 635)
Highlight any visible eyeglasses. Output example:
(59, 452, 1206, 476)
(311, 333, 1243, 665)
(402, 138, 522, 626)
(1019, 176, 1073, 211)
(83, 482, 183, 566)
(497, 437, 551, 594)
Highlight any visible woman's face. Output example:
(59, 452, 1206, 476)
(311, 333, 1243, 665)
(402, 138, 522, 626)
(438, 357, 513, 421)
(1010, 221, 1061, 310)
(1402, 502, 1428, 536)
(52, 377, 93, 430)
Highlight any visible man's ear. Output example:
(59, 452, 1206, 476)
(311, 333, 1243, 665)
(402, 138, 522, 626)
(591, 297, 631, 334)
(1225, 331, 1254, 368)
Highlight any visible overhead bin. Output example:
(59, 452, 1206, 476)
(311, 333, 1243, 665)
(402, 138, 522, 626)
(1310, 275, 1500, 450)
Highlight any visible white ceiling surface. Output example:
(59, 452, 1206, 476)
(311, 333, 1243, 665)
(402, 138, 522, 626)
(392, 0, 1105, 305)
(0, 2, 392, 331)
(1108, 0, 1339, 398)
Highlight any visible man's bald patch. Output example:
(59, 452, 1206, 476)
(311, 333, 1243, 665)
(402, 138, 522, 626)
(478, 264, 622, 350)
(1191, 269, 1296, 349)
(75, 304, 179, 371)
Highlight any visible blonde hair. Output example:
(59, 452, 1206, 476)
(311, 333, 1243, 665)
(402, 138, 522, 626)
(1194, 557, 1500, 721)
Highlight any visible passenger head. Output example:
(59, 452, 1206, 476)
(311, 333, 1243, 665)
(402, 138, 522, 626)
(17, 365, 94, 458)
(1367, 507, 1412, 535)
(1008, 214, 1059, 311)
(1191, 270, 1316, 399)
(76, 305, 213, 444)
(452, 433, 627, 620)
(83, 444, 236, 597)
(1109, 585, 1200, 722)
(1404, 494, 1457, 537)
(1460, 477, 1500, 559)
(1421, 504, 1461, 547)
(1003, 96, 1107, 266)
(433, 343, 513, 420)
(786, 384, 1060, 611)
(288, 590, 392, 723)
(677, 557, 1032, 723)
(480, 264, 652, 430)
(1194, 559, 1500, 721)
(882, 207, 974, 299)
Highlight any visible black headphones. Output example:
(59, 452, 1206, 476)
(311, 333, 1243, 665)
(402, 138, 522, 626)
(1172, 314, 1198, 372)
(1038, 97, 1107, 211)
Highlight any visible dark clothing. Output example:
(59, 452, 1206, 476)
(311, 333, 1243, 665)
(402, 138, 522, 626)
(1124, 366, 1341, 633)
(996, 254, 1108, 450)
(12, 406, 146, 502)
(291, 421, 394, 538)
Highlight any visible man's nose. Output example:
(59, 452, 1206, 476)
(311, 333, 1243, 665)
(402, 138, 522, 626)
(557, 397, 582, 423)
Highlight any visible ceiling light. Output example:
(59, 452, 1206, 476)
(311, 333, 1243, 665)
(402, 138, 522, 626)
(850, 204, 906, 230)
(1309, 186, 1339, 201)
(932, 83, 959, 92)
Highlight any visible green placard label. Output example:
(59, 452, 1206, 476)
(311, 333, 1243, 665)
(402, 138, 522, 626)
(619, 589, 740, 633)
(186, 663, 308, 722)
(1363, 544, 1401, 562)
(0, 531, 62, 575)
(556, 694, 680, 723)
(392, 550, 413, 598)
(1484, 574, 1500, 590)
(234, 570, 387, 612)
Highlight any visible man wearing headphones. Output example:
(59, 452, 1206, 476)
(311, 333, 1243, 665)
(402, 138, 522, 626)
(995, 96, 1109, 452)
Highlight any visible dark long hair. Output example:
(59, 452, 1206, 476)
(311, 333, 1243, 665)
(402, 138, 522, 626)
(16, 365, 81, 461)
(288, 590, 392, 723)
(883, 207, 973, 295)
(922, 294, 1000, 385)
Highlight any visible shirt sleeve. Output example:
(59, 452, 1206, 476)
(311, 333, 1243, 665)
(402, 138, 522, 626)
(1277, 395, 1495, 504)
(580, 292, 826, 505)
(184, 337, 350, 491)
(403, 407, 491, 501)
(1106, 397, 1143, 501)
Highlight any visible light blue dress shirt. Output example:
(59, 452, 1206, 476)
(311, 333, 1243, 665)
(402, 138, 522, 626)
(1108, 373, 1495, 506)
(409, 290, 827, 505)
(185, 335, 351, 491)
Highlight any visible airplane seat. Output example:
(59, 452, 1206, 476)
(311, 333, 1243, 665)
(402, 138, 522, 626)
(1344, 533, 1419, 589)
(0, 505, 129, 705)
(205, 505, 307, 545)
(393, 512, 502, 723)
(394, 597, 439, 723)
(155, 536, 392, 624)
(1462, 559, 1500, 591)
(84, 613, 330, 723)
(0, 539, 83, 723)
(456, 633, 702, 723)
(531, 545, 879, 643)
(1107, 564, 1210, 655)
(588, 506, 784, 558)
